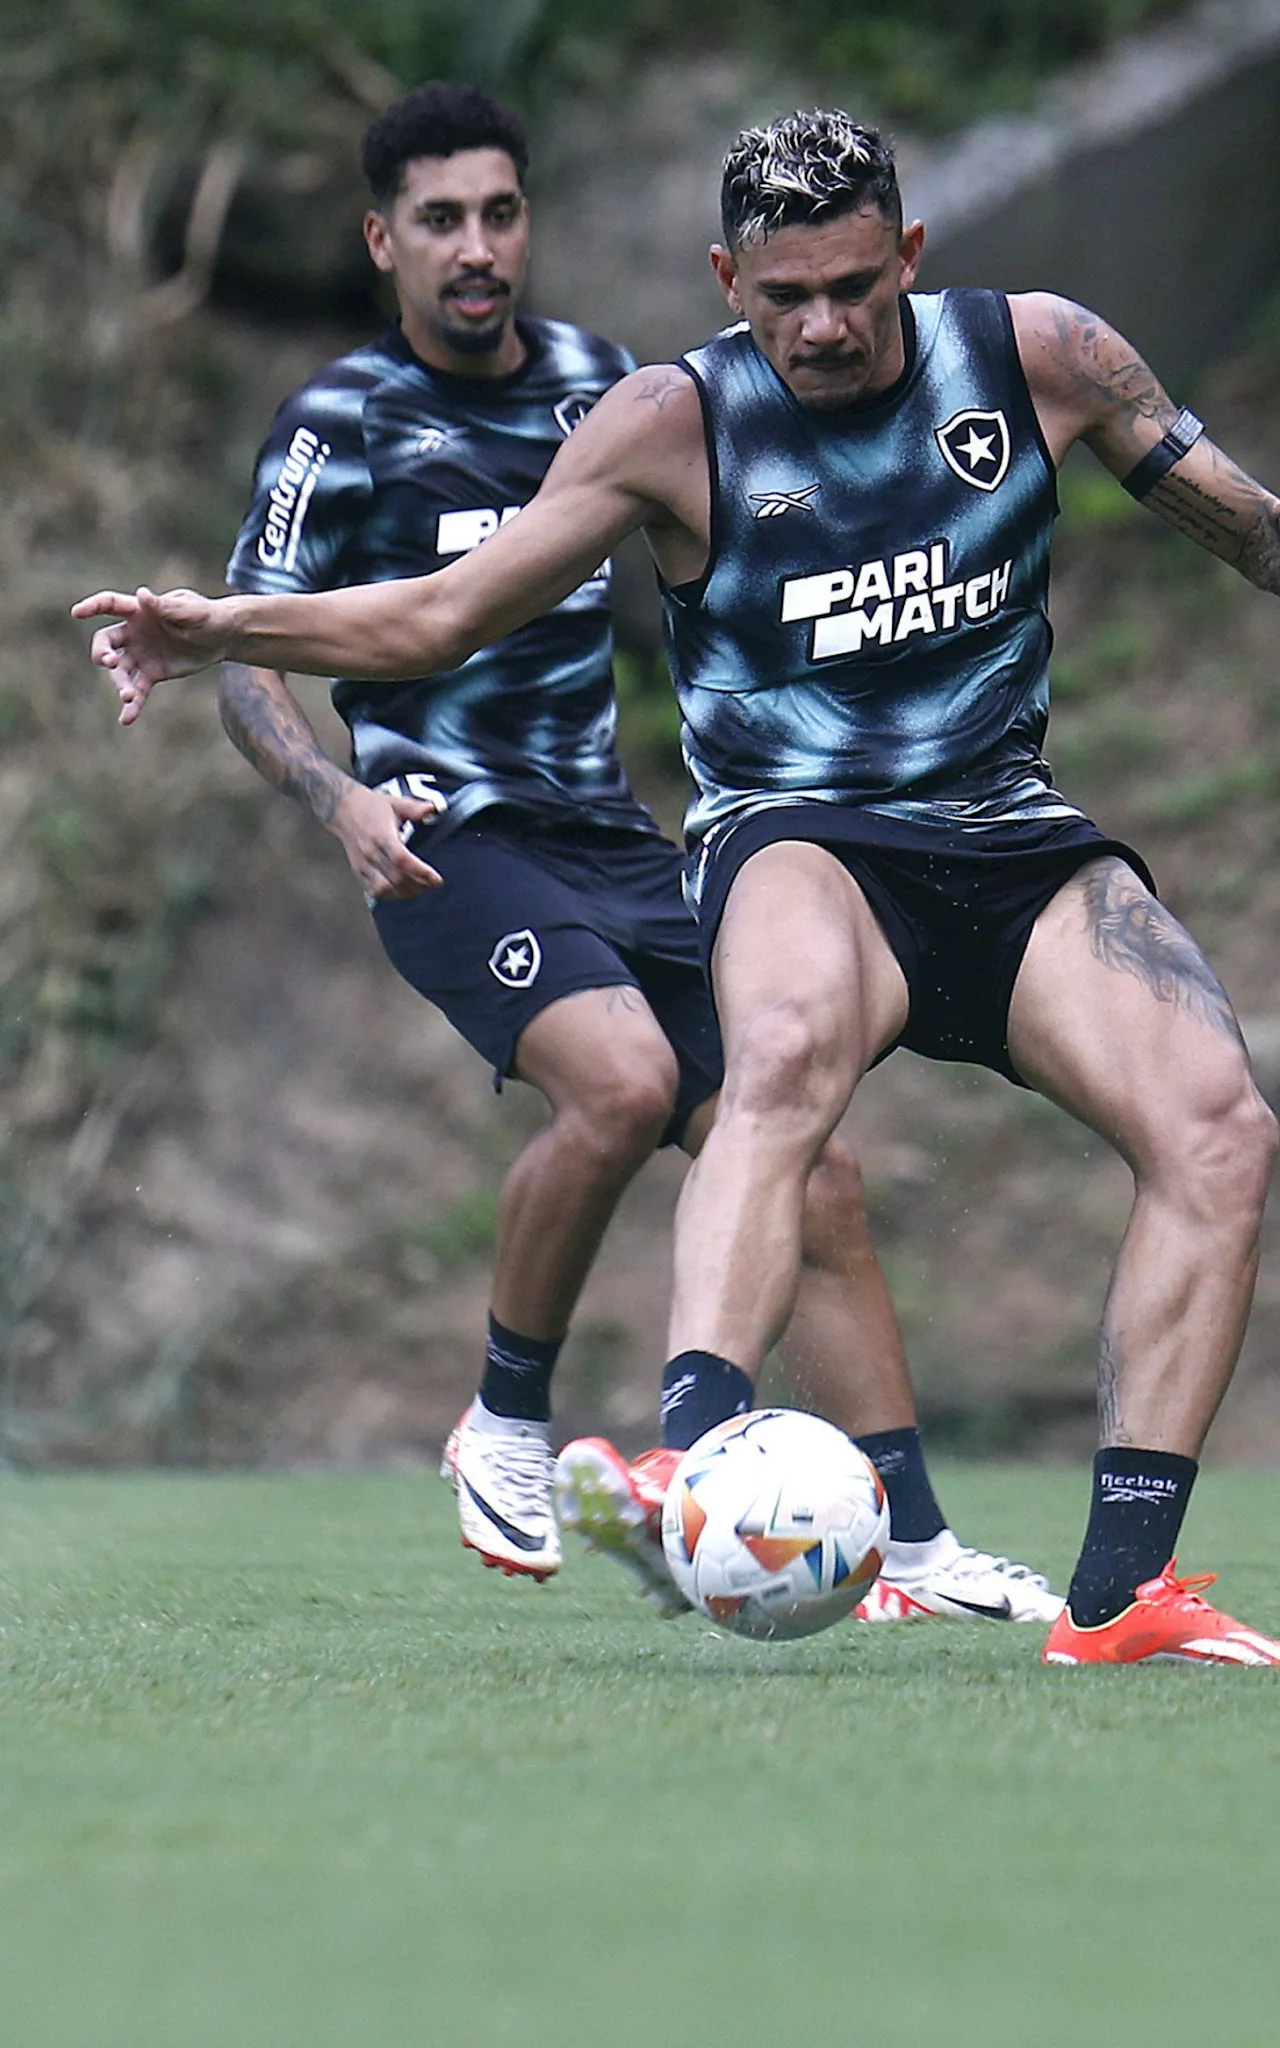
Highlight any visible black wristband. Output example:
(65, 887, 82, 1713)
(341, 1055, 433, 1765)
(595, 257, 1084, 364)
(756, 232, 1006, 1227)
(1120, 408, 1204, 501)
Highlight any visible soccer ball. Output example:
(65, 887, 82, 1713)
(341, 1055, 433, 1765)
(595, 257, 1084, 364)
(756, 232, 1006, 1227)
(660, 1408, 889, 1641)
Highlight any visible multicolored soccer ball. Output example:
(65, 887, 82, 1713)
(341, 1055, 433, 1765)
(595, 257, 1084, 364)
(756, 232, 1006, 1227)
(660, 1408, 889, 1640)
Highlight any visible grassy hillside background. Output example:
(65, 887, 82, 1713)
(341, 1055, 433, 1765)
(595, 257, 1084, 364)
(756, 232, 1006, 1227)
(6, 0, 1280, 1467)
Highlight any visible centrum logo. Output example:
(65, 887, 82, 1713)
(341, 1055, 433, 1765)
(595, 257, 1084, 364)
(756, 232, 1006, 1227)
(780, 539, 1013, 661)
(257, 425, 330, 570)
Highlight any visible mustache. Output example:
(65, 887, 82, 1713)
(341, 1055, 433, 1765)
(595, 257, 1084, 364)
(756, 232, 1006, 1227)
(791, 348, 861, 368)
(444, 274, 511, 300)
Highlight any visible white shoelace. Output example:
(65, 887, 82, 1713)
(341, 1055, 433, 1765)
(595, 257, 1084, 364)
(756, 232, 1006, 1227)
(482, 1435, 555, 1523)
(950, 1546, 1050, 1590)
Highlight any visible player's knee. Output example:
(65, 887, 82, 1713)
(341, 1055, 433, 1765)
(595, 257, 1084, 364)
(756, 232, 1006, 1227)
(1218, 1076, 1279, 1205)
(563, 1054, 679, 1164)
(723, 998, 846, 1126)
(1162, 1063, 1277, 1223)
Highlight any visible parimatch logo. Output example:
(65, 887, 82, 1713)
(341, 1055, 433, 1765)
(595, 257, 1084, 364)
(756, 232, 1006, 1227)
(779, 539, 1013, 662)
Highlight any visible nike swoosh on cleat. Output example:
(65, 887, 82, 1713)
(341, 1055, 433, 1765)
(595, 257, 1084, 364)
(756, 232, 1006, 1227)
(459, 1475, 546, 1551)
(944, 1594, 1014, 1620)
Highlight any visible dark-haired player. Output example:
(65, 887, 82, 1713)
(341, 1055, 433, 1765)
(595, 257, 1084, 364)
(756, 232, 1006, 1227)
(96, 103, 1280, 1663)
(141, 83, 1059, 1620)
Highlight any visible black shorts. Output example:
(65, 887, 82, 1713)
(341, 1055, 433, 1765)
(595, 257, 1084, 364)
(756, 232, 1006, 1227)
(373, 813, 723, 1144)
(694, 802, 1155, 1083)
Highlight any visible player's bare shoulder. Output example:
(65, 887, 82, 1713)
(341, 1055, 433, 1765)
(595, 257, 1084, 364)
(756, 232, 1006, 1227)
(572, 362, 703, 471)
(620, 363, 701, 416)
(546, 361, 707, 554)
(1009, 291, 1179, 466)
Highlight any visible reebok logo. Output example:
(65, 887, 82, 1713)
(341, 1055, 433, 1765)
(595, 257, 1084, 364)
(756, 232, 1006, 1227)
(780, 539, 1013, 662)
(659, 1374, 698, 1420)
(750, 483, 820, 518)
(257, 425, 330, 571)
(1100, 1471, 1182, 1505)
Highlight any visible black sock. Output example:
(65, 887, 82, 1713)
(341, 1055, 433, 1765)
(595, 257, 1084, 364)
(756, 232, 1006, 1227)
(1066, 1447, 1199, 1627)
(660, 1351, 755, 1450)
(854, 1426, 947, 1544)
(478, 1314, 562, 1422)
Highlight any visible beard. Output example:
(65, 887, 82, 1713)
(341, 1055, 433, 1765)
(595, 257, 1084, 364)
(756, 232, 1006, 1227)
(438, 312, 511, 357)
(437, 277, 514, 358)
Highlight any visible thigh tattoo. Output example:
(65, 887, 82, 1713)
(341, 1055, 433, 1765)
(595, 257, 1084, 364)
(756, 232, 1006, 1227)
(1079, 859, 1245, 1050)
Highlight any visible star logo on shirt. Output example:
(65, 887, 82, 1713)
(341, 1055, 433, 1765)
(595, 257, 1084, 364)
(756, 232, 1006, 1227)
(553, 392, 597, 437)
(488, 928, 543, 989)
(934, 408, 1012, 492)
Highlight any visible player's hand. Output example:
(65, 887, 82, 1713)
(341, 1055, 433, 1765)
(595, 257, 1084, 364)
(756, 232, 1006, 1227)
(329, 783, 446, 900)
(71, 585, 232, 724)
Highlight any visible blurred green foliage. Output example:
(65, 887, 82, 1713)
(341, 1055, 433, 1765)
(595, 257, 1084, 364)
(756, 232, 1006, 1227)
(10, 0, 1190, 185)
(396, 1187, 498, 1273)
(532, 0, 1189, 125)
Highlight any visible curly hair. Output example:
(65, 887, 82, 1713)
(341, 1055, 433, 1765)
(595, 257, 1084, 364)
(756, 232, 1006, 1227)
(720, 110, 900, 249)
(361, 82, 529, 207)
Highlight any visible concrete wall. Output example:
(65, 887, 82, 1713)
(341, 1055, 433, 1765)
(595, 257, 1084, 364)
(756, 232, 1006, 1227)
(910, 0, 1280, 388)
(529, 0, 1280, 390)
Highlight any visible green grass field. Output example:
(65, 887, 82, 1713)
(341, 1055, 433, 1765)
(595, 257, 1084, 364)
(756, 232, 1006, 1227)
(1, 1466, 1277, 2048)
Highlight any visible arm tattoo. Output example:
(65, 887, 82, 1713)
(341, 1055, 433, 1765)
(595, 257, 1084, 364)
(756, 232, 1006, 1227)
(1146, 448, 1280, 593)
(1051, 303, 1280, 595)
(628, 366, 689, 412)
(1080, 860, 1245, 1051)
(1051, 301, 1178, 433)
(218, 661, 347, 824)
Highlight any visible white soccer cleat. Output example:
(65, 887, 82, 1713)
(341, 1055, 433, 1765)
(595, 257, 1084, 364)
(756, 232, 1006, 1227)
(439, 1400, 472, 1480)
(855, 1528, 1065, 1623)
(554, 1437, 690, 1618)
(451, 1399, 561, 1581)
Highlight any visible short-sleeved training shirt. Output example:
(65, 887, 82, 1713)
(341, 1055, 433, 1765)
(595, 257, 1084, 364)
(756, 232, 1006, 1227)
(227, 318, 658, 838)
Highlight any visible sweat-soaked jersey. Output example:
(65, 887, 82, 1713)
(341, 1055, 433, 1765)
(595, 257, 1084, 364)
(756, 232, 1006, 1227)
(665, 289, 1083, 867)
(226, 318, 658, 837)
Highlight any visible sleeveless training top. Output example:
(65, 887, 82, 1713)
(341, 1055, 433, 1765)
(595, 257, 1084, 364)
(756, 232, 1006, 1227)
(227, 318, 657, 837)
(666, 289, 1081, 849)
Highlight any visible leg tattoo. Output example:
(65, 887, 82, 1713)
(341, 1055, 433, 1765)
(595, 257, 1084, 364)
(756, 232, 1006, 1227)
(1097, 1320, 1129, 1446)
(1080, 860, 1245, 1050)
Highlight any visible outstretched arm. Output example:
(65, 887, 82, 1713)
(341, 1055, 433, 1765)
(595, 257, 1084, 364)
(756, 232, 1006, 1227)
(73, 367, 698, 719)
(1013, 293, 1280, 595)
(218, 662, 443, 899)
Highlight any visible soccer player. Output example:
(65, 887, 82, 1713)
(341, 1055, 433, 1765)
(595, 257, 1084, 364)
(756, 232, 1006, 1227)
(77, 108, 1280, 1663)
(152, 84, 1059, 1621)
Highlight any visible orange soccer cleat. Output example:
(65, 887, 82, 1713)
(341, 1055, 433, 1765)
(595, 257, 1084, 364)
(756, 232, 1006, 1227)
(1042, 1560, 1280, 1666)
(553, 1437, 688, 1615)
